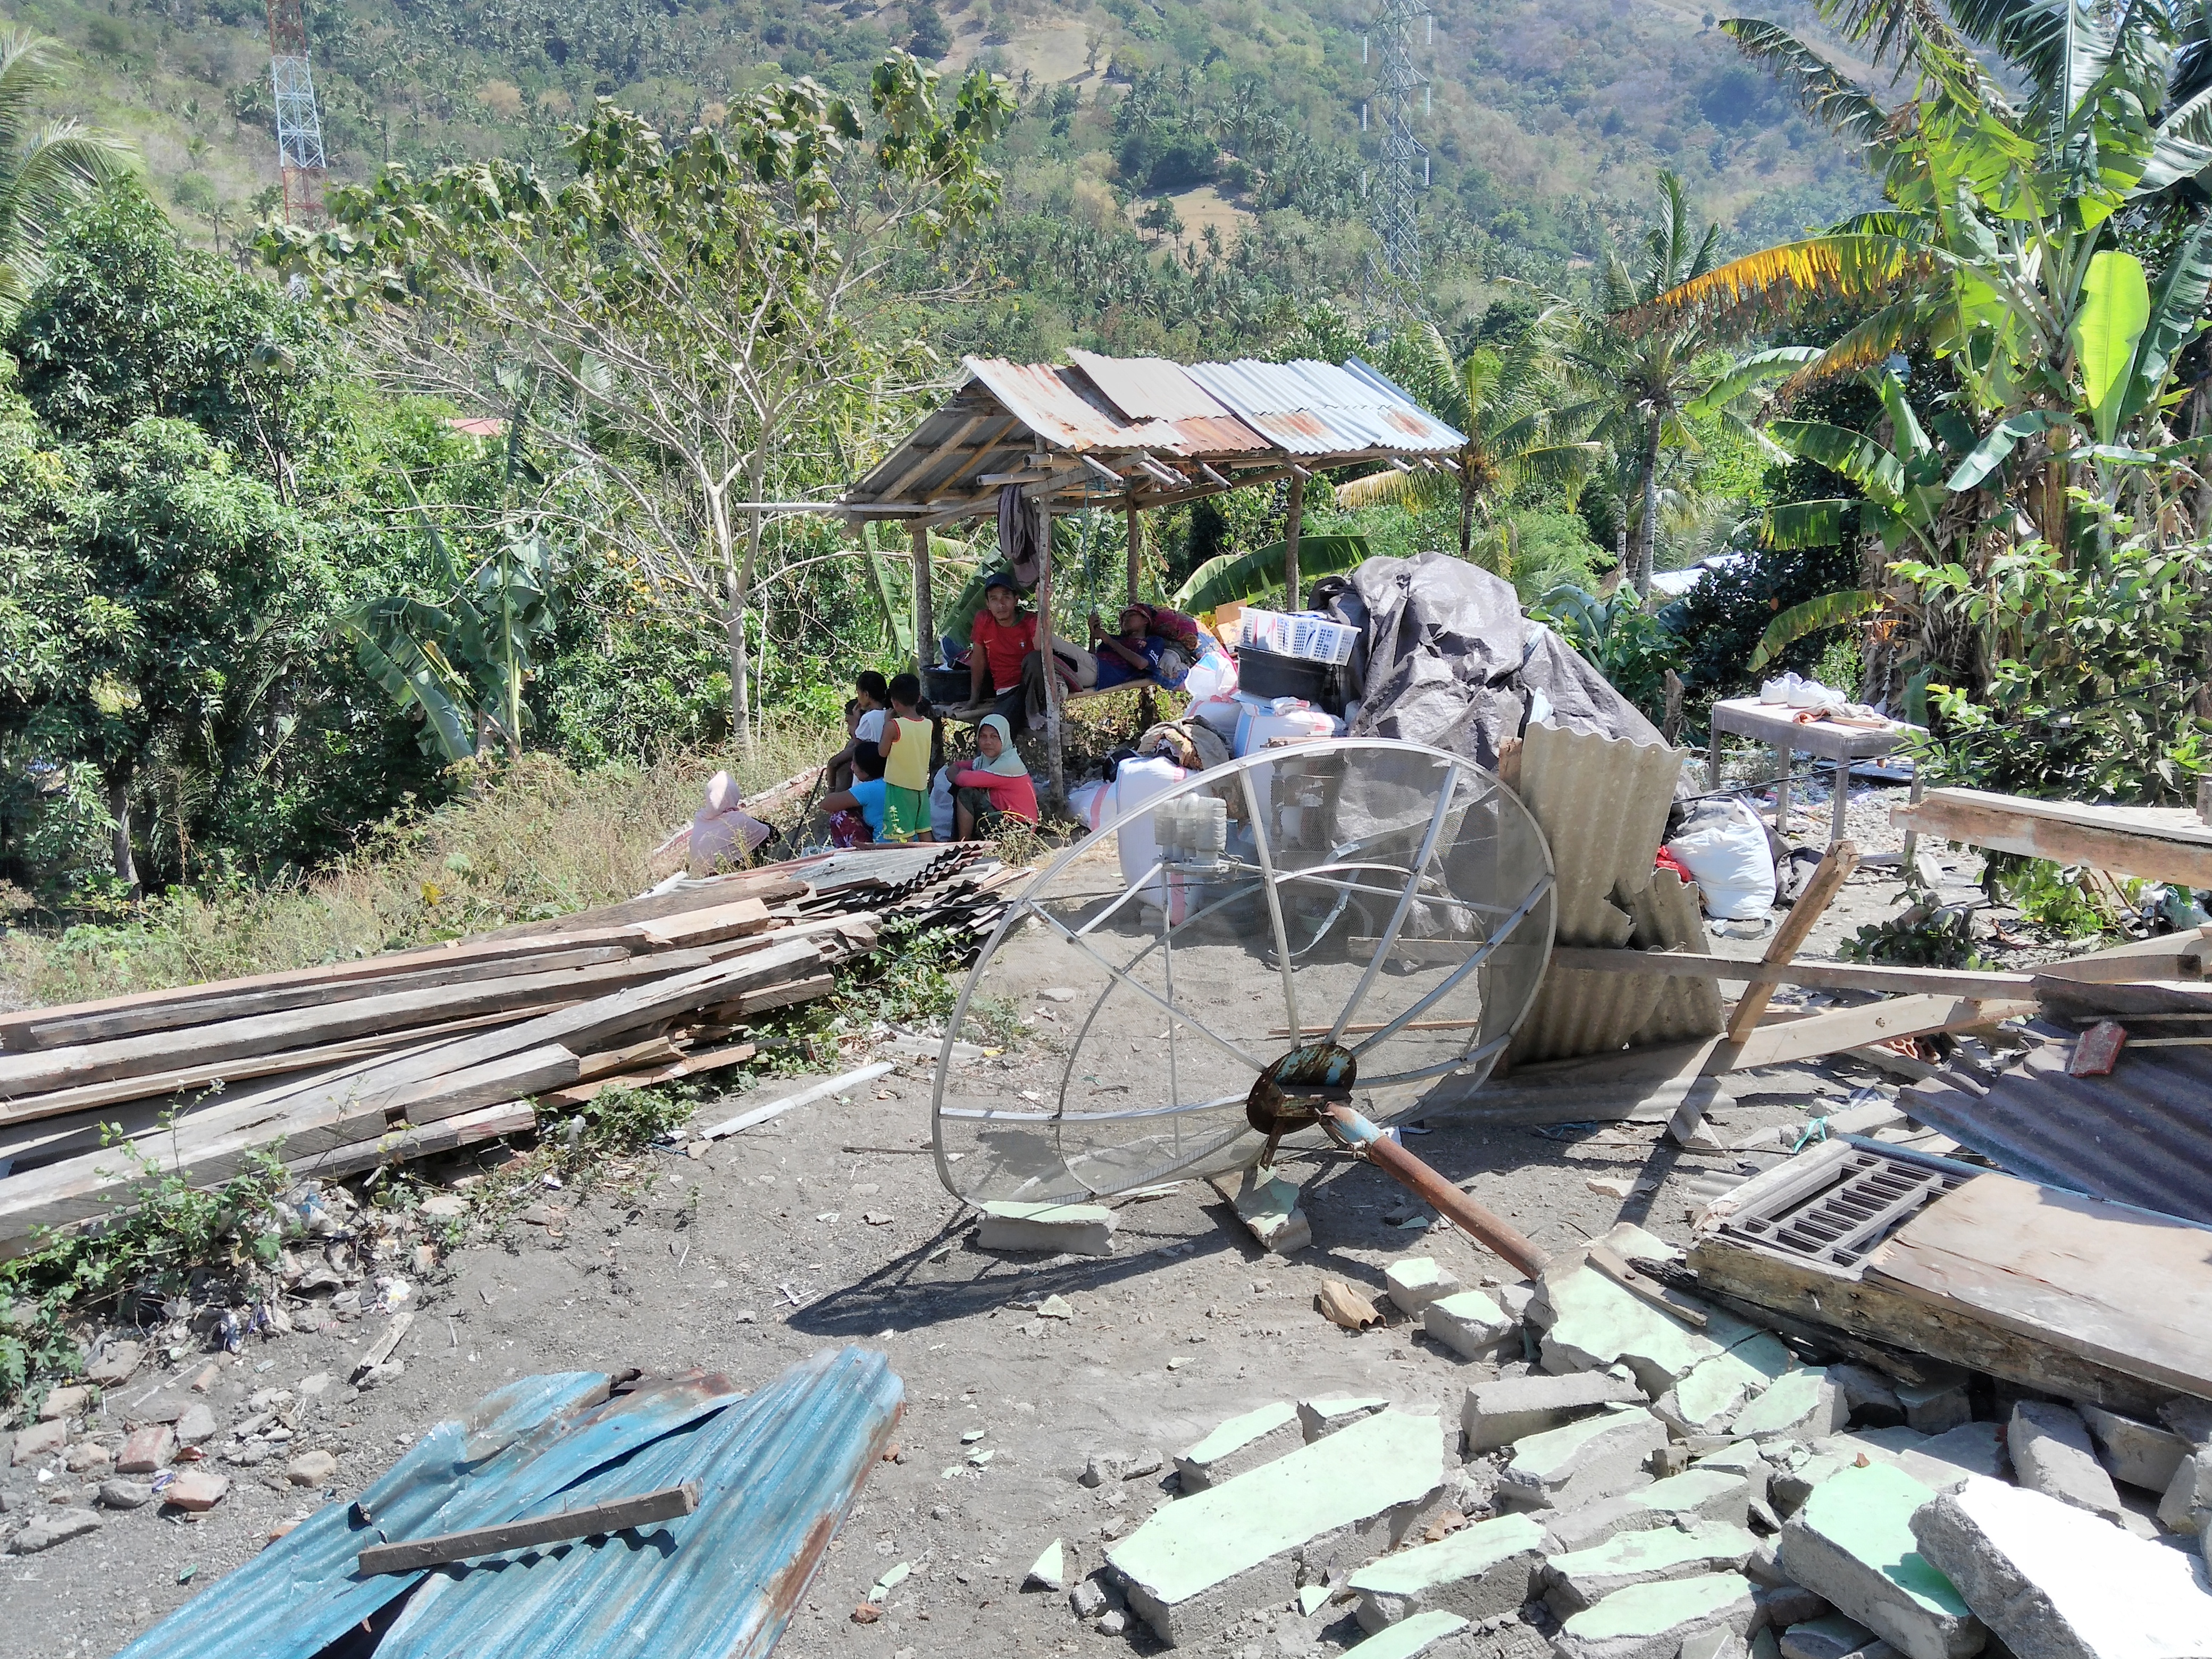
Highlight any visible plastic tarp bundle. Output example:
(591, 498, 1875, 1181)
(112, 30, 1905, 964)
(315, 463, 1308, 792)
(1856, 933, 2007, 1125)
(1325, 554, 1668, 772)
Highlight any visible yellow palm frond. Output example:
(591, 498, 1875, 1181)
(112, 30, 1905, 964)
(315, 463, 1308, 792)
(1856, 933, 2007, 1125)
(1332, 466, 1456, 512)
(1615, 233, 1938, 339)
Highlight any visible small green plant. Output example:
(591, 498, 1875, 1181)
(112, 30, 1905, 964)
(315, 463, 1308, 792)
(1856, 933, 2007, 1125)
(1839, 900, 1988, 969)
(1985, 856, 2130, 943)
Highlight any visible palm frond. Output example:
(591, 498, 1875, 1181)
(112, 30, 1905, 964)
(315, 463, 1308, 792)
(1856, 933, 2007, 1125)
(1721, 20, 1893, 149)
(1774, 294, 1950, 400)
(1748, 588, 1887, 670)
(1506, 440, 1603, 492)
(1614, 233, 1936, 337)
(1771, 418, 1907, 498)
(1331, 466, 1454, 510)
(1688, 346, 1824, 416)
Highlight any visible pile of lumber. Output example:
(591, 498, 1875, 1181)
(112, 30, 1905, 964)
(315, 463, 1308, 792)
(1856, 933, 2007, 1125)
(0, 843, 1029, 1256)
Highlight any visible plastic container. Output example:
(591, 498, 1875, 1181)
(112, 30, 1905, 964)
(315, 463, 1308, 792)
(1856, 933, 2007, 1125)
(923, 666, 971, 708)
(1233, 700, 1338, 758)
(1287, 613, 1358, 665)
(1236, 644, 1331, 702)
(1188, 697, 1243, 741)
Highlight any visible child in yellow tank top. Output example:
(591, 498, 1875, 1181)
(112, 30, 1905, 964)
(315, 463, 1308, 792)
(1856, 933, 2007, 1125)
(877, 673, 935, 841)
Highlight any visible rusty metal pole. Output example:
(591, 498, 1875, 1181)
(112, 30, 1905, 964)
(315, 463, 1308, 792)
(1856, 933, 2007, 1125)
(1322, 1103, 1549, 1277)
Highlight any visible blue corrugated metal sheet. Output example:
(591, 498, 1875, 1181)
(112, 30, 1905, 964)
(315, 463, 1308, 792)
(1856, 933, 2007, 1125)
(113, 1370, 747, 1659)
(378, 1346, 903, 1659)
(1904, 1021, 2212, 1225)
(1186, 357, 1464, 455)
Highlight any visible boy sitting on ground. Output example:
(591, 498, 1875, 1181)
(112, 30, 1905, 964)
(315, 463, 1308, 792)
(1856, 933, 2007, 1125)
(819, 747, 888, 848)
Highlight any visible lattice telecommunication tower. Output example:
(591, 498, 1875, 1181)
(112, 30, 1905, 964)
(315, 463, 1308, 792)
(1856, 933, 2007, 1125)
(267, 0, 328, 223)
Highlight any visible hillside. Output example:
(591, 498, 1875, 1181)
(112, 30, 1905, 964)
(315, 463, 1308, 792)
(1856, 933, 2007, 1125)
(9, 0, 1877, 287)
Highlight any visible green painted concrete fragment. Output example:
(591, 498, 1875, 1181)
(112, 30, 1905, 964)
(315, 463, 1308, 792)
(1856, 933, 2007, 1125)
(1183, 1401, 1298, 1466)
(1794, 1462, 1971, 1619)
(1510, 1404, 1648, 1478)
(1629, 1468, 1746, 1513)
(1108, 1410, 1442, 1607)
(1541, 1264, 1722, 1386)
(1732, 1368, 1836, 1439)
(1670, 1348, 1776, 1427)
(1351, 1513, 1547, 1596)
(978, 1200, 1114, 1224)
(1547, 1520, 1757, 1583)
(1348, 1608, 1469, 1658)
(1562, 1571, 1756, 1639)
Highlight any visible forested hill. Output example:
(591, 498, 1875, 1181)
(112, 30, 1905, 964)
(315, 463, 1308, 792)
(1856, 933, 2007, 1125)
(17, 0, 1874, 321)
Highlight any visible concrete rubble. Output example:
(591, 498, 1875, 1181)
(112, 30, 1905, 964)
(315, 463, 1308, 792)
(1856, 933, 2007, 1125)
(973, 1200, 1119, 1256)
(2007, 1402, 2124, 1522)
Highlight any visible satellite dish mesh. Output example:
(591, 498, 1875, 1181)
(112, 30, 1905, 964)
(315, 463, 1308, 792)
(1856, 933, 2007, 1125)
(932, 739, 1557, 1204)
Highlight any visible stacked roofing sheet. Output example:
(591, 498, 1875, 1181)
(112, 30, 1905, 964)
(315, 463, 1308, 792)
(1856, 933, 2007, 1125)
(840, 351, 1463, 524)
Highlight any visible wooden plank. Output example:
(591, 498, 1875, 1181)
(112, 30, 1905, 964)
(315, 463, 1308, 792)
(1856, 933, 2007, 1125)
(2031, 977, 2212, 1018)
(1892, 787, 2212, 889)
(636, 896, 774, 948)
(2033, 926, 2212, 984)
(10, 945, 632, 1053)
(468, 872, 811, 943)
(1728, 995, 2040, 1070)
(284, 1097, 537, 1183)
(1549, 948, 2039, 1000)
(0, 954, 714, 1112)
(1686, 1231, 2177, 1418)
(1865, 1173, 2212, 1400)
(392, 1044, 581, 1127)
(0, 1008, 542, 1137)
(357, 1482, 700, 1576)
(532, 1042, 758, 1112)
(1727, 842, 1859, 1043)
(350, 1312, 414, 1382)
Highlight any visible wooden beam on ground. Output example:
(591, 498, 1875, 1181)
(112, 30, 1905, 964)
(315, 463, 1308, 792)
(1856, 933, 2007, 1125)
(357, 1483, 700, 1576)
(1727, 994, 2039, 1070)
(1548, 948, 2039, 1000)
(1892, 786, 2212, 889)
(1727, 841, 1860, 1044)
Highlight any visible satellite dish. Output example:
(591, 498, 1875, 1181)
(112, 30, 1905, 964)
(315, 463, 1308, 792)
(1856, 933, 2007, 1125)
(931, 738, 1557, 1205)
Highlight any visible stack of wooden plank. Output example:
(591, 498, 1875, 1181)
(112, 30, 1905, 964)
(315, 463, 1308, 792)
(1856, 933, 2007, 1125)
(0, 844, 1029, 1256)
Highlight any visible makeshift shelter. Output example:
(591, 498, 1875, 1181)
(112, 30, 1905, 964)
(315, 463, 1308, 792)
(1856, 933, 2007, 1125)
(836, 353, 1464, 798)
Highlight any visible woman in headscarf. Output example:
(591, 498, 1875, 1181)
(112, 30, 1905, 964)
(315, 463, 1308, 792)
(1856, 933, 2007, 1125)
(950, 713, 1038, 840)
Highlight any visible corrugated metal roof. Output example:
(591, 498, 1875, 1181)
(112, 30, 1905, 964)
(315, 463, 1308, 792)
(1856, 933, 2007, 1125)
(378, 1347, 902, 1659)
(963, 357, 1185, 454)
(1903, 1021, 2212, 1225)
(1186, 357, 1465, 455)
(1065, 350, 1273, 455)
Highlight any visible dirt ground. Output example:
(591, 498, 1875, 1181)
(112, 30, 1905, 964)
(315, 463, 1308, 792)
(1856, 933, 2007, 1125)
(0, 773, 2057, 1658)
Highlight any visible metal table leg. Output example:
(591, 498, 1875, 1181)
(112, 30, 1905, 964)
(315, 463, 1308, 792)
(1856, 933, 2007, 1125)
(1773, 744, 1790, 838)
(1831, 759, 1849, 849)
(1708, 725, 1723, 791)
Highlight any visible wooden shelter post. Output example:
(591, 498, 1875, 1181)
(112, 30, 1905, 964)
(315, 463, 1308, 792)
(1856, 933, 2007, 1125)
(909, 521, 933, 677)
(1125, 501, 1142, 607)
(1283, 472, 1305, 608)
(1037, 495, 1065, 806)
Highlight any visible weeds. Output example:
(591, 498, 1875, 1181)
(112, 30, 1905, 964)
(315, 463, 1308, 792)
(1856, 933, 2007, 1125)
(1985, 856, 2131, 943)
(1839, 900, 1989, 969)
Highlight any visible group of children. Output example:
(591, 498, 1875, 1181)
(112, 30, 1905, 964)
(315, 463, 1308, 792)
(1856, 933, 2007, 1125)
(820, 671, 1038, 847)
(814, 571, 1213, 848)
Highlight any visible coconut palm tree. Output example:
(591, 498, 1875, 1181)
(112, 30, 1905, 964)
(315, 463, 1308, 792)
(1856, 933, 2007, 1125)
(1335, 312, 1599, 570)
(1560, 172, 1737, 597)
(0, 27, 132, 317)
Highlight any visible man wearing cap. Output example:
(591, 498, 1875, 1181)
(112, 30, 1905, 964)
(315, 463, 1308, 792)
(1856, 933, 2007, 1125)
(967, 571, 1041, 732)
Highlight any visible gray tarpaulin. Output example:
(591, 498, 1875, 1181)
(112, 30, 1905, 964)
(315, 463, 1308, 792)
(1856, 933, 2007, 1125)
(1320, 554, 1666, 770)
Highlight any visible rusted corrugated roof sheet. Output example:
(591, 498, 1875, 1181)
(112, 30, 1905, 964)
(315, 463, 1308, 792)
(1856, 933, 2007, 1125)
(1904, 1023, 2212, 1225)
(963, 357, 1185, 453)
(1186, 357, 1464, 455)
(1066, 350, 1272, 455)
(378, 1347, 902, 1659)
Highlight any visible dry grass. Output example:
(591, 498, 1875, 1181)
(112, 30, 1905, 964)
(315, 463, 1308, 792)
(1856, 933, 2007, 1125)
(0, 717, 837, 1010)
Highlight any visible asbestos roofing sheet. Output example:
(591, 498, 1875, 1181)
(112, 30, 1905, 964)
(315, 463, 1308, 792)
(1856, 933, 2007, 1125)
(378, 1346, 904, 1659)
(1904, 1023, 2212, 1225)
(1186, 357, 1465, 455)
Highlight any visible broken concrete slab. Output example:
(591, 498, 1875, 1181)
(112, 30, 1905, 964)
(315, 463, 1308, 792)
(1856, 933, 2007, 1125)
(6, 1507, 100, 1554)
(1298, 1397, 1389, 1442)
(1893, 1368, 1972, 1437)
(2007, 1403, 2123, 1524)
(1424, 1291, 1519, 1361)
(1913, 1475, 2212, 1659)
(2156, 1447, 2212, 1535)
(1545, 1521, 1761, 1615)
(1347, 1608, 1471, 1659)
(975, 1200, 1117, 1256)
(1496, 1405, 1667, 1512)
(10, 1418, 64, 1465)
(1752, 1582, 1831, 1633)
(174, 1403, 216, 1447)
(2077, 1405, 2188, 1495)
(1546, 1468, 1761, 1554)
(1535, 1259, 1725, 1395)
(1660, 1347, 1796, 1438)
(82, 1342, 141, 1388)
(1025, 1539, 1065, 1591)
(1209, 1168, 1310, 1255)
(1552, 1571, 1759, 1659)
(1107, 1409, 1443, 1647)
(1735, 1372, 1848, 1445)
(1894, 1425, 2007, 1497)
(1386, 1257, 1461, 1316)
(1778, 1613, 1879, 1659)
(1683, 1631, 1752, 1659)
(1829, 1365, 1906, 1428)
(1349, 1510, 1548, 1631)
(2160, 1400, 2212, 1448)
(1174, 1401, 1304, 1493)
(36, 1386, 88, 1421)
(1779, 1462, 1983, 1659)
(1463, 1371, 1644, 1454)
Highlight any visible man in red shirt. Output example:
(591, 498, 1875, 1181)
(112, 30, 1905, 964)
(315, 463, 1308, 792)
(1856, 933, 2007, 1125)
(967, 572, 1041, 731)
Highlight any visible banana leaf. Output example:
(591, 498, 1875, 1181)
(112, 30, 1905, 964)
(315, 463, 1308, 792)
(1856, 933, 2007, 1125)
(1172, 534, 1369, 613)
(1748, 588, 1885, 672)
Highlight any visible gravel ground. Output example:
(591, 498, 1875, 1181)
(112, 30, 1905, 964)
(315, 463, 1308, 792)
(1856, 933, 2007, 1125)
(0, 774, 2087, 1658)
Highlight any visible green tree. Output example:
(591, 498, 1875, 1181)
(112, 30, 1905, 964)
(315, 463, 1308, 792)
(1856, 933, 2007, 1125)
(1335, 313, 1599, 567)
(1564, 173, 1736, 597)
(275, 52, 1015, 744)
(0, 27, 131, 320)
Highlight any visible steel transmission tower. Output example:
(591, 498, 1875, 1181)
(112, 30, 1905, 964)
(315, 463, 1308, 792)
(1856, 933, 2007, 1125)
(1364, 0, 1432, 302)
(267, 0, 328, 223)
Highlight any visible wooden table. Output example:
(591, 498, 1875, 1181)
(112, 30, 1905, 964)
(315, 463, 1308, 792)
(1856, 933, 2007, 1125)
(1706, 697, 1924, 849)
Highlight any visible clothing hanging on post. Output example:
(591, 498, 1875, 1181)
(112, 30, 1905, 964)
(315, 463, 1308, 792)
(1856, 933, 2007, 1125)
(997, 483, 1044, 590)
